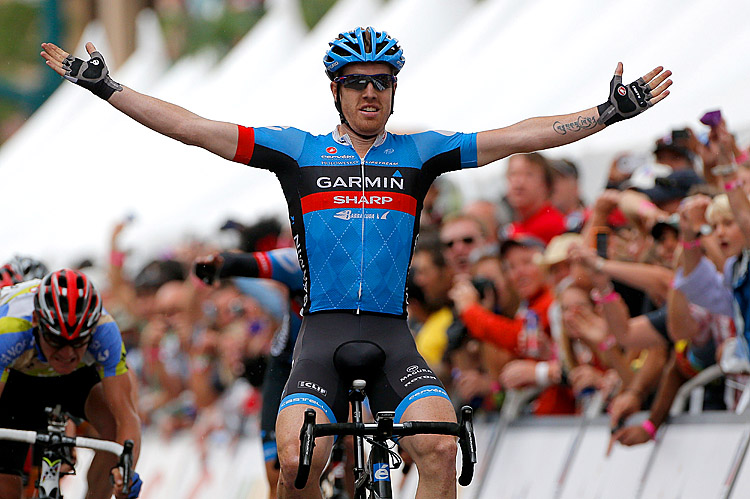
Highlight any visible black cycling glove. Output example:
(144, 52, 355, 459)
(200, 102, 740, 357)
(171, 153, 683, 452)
(194, 260, 220, 285)
(62, 51, 122, 100)
(597, 74, 652, 126)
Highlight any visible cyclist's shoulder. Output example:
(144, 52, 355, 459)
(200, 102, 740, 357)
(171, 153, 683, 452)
(88, 313, 128, 375)
(253, 125, 313, 142)
(91, 312, 122, 341)
(265, 247, 304, 289)
(251, 125, 326, 160)
(1, 279, 41, 307)
(266, 247, 301, 269)
(0, 280, 38, 330)
(385, 129, 475, 156)
(389, 129, 468, 140)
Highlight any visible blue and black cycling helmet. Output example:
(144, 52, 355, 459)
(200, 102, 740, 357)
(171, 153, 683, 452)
(324, 27, 405, 81)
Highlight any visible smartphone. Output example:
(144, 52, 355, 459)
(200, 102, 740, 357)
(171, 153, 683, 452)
(595, 231, 609, 259)
(700, 110, 722, 128)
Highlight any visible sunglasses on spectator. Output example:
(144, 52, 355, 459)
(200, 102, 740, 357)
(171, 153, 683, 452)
(334, 74, 397, 91)
(39, 326, 91, 349)
(442, 236, 476, 249)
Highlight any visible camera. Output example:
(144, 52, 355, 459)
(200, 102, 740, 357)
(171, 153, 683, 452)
(471, 276, 496, 301)
(595, 229, 609, 259)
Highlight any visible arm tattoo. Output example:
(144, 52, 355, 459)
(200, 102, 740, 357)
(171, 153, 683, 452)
(552, 115, 598, 135)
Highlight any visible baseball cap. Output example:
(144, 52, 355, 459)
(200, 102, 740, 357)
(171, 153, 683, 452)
(639, 169, 706, 204)
(654, 137, 691, 161)
(499, 235, 546, 258)
(623, 162, 673, 191)
(233, 277, 286, 322)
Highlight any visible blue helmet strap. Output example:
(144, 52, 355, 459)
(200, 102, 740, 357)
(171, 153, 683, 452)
(334, 82, 395, 141)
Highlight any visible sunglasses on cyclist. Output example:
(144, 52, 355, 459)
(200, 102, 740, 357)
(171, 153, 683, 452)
(442, 236, 476, 249)
(39, 326, 91, 350)
(333, 74, 397, 92)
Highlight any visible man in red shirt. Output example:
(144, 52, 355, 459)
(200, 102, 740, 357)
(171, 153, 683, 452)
(504, 153, 567, 244)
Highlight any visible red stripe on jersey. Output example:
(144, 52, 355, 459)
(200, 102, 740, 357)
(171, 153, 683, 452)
(301, 191, 417, 216)
(253, 252, 273, 279)
(233, 125, 255, 164)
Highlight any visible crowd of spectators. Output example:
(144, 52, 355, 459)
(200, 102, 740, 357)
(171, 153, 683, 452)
(3, 108, 750, 489)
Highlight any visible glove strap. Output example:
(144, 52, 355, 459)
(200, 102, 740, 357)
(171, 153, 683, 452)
(597, 75, 652, 126)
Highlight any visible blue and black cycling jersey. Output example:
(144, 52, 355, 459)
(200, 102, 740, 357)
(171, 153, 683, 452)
(219, 248, 304, 359)
(233, 126, 478, 317)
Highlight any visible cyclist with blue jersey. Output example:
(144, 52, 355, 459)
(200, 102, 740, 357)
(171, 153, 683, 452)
(194, 247, 304, 499)
(0, 269, 142, 499)
(41, 26, 671, 498)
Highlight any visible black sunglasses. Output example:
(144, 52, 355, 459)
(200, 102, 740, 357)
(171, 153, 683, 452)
(334, 74, 397, 91)
(442, 236, 476, 249)
(40, 326, 91, 349)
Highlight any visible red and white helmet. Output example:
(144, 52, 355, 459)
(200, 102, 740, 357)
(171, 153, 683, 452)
(0, 264, 24, 288)
(34, 269, 102, 341)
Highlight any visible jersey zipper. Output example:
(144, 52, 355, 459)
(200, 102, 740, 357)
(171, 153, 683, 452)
(357, 154, 366, 314)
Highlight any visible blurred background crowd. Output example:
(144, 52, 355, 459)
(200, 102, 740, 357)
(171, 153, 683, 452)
(4, 106, 750, 457)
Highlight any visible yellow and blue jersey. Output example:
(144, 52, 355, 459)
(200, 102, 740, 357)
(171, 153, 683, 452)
(0, 279, 128, 381)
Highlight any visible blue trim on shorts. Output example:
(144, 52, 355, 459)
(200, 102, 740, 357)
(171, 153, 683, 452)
(279, 393, 337, 423)
(394, 385, 450, 423)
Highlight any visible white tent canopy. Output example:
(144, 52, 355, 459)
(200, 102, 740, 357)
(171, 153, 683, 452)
(1, 0, 749, 270)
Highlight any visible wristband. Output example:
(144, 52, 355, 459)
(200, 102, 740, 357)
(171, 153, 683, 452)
(736, 150, 749, 165)
(597, 73, 653, 126)
(109, 250, 125, 267)
(535, 361, 551, 387)
(641, 419, 657, 440)
(62, 51, 122, 100)
(490, 381, 502, 394)
(594, 257, 606, 272)
(681, 238, 701, 250)
(724, 179, 744, 191)
(591, 285, 618, 304)
(637, 199, 657, 217)
(711, 163, 738, 177)
(598, 335, 617, 352)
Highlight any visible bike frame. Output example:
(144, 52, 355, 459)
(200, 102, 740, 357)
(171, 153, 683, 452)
(0, 406, 134, 499)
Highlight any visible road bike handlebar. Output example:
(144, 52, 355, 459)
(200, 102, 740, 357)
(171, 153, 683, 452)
(0, 428, 135, 494)
(294, 405, 477, 489)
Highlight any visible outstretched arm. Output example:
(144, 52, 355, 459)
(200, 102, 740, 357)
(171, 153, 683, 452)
(476, 63, 672, 166)
(41, 41, 239, 160)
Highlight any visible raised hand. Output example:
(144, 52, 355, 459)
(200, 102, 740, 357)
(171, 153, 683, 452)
(597, 63, 672, 126)
(40, 41, 122, 100)
(193, 253, 224, 285)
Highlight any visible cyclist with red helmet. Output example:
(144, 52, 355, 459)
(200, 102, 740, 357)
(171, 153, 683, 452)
(0, 269, 142, 499)
(41, 26, 670, 498)
(0, 264, 23, 289)
(0, 255, 49, 290)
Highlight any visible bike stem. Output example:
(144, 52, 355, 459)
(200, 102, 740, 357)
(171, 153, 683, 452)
(349, 380, 367, 481)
